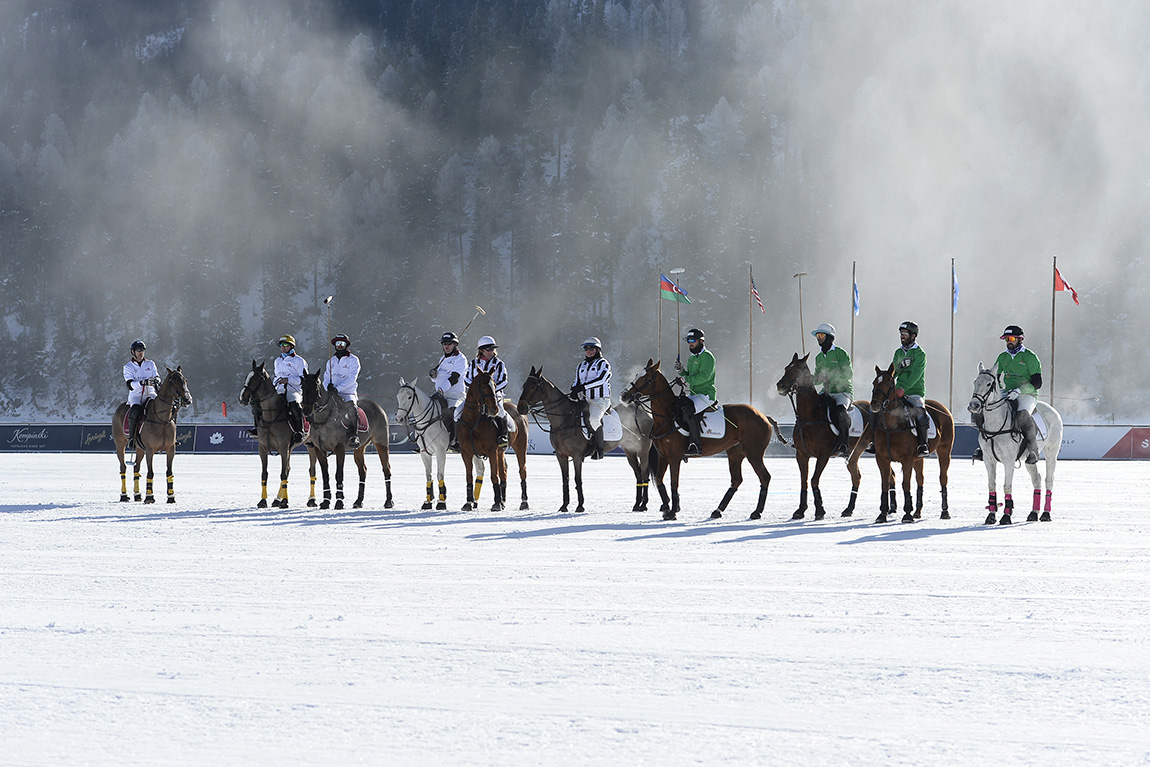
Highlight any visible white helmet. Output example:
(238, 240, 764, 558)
(477, 335, 498, 349)
(581, 336, 602, 349)
(811, 323, 836, 339)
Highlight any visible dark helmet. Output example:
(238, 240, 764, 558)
(440, 331, 459, 345)
(684, 328, 705, 343)
(130, 339, 146, 352)
(331, 333, 351, 347)
(898, 321, 919, 336)
(1000, 324, 1024, 340)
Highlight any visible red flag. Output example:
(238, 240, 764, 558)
(1054, 268, 1079, 305)
(750, 276, 765, 314)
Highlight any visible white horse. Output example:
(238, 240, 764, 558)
(394, 378, 452, 510)
(968, 363, 1064, 525)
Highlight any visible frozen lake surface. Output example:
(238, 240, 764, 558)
(2, 452, 1148, 765)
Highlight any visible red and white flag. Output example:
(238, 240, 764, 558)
(1054, 268, 1079, 305)
(750, 276, 765, 314)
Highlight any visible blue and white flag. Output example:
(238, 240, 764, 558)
(952, 264, 959, 314)
(852, 280, 860, 316)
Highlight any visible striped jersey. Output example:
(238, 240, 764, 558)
(573, 357, 612, 399)
(465, 354, 507, 394)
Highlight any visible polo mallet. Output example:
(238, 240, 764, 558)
(323, 296, 334, 384)
(459, 305, 486, 341)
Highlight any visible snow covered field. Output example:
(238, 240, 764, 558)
(2, 452, 1148, 766)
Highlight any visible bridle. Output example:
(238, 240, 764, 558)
(621, 369, 683, 440)
(518, 373, 581, 434)
(395, 382, 442, 443)
(969, 371, 1015, 440)
(240, 366, 288, 424)
(145, 371, 189, 425)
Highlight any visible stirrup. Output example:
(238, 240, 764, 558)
(686, 442, 702, 456)
(248, 427, 259, 437)
(348, 434, 361, 448)
(916, 443, 929, 456)
(864, 443, 875, 454)
(971, 446, 983, 461)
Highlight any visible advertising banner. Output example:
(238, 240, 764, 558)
(0, 425, 82, 451)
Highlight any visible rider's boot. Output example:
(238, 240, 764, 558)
(833, 405, 851, 457)
(346, 402, 361, 448)
(686, 413, 704, 457)
(1015, 409, 1040, 464)
(592, 425, 605, 460)
(914, 411, 931, 457)
(497, 415, 510, 448)
(248, 401, 261, 438)
(445, 411, 459, 452)
(970, 411, 984, 461)
(127, 404, 143, 449)
(288, 401, 304, 445)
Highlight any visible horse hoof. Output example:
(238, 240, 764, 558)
(558, 506, 568, 513)
(662, 512, 677, 521)
(913, 511, 922, 519)
(384, 500, 394, 509)
(1040, 511, 1051, 521)
(167, 497, 175, 504)
(308, 499, 318, 508)
(791, 510, 806, 520)
(575, 506, 585, 514)
(874, 513, 889, 524)
(519, 502, 530, 511)
(353, 501, 363, 509)
(813, 511, 826, 521)
(421, 502, 433, 510)
(144, 497, 155, 505)
(940, 510, 951, 520)
(984, 512, 997, 525)
(901, 512, 915, 523)
(320, 500, 330, 510)
(119, 495, 130, 502)
(491, 503, 504, 512)
(841, 510, 854, 518)
(257, 499, 268, 509)
(710, 510, 722, 519)
(999, 514, 1013, 525)
(659, 504, 670, 514)
(436, 502, 447, 511)
(462, 503, 473, 511)
(334, 500, 344, 510)
(749, 511, 762, 520)
(1026, 511, 1039, 522)
(134, 495, 142, 502)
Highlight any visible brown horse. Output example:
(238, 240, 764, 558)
(775, 352, 871, 520)
(300, 371, 394, 510)
(518, 366, 664, 514)
(868, 364, 954, 523)
(239, 360, 304, 508)
(620, 359, 777, 521)
(457, 371, 530, 512)
(113, 366, 193, 504)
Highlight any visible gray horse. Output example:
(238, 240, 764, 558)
(969, 363, 1063, 524)
(394, 377, 452, 510)
(517, 366, 665, 514)
(300, 371, 394, 510)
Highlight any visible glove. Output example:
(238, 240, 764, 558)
(125, 379, 134, 390)
(894, 387, 905, 399)
(448, 372, 460, 385)
(148, 377, 162, 389)
(673, 360, 684, 372)
(428, 366, 439, 379)
(1004, 389, 1020, 401)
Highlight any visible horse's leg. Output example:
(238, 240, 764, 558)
(376, 440, 393, 509)
(316, 451, 332, 509)
(983, 450, 1000, 525)
(143, 448, 156, 504)
(117, 440, 130, 502)
(626, 451, 644, 512)
(875, 456, 891, 524)
(473, 455, 486, 505)
(573, 456, 586, 514)
(133, 445, 143, 501)
(515, 435, 530, 511)
(652, 447, 670, 513)
(900, 460, 916, 523)
(744, 443, 772, 521)
(333, 449, 346, 510)
(664, 458, 682, 521)
(792, 452, 810, 520)
(810, 455, 831, 521)
(491, 451, 506, 512)
(937, 444, 951, 520)
(842, 443, 863, 517)
(998, 459, 1015, 525)
(712, 452, 744, 520)
(1026, 462, 1042, 522)
(421, 450, 435, 510)
(1040, 450, 1056, 522)
(435, 448, 448, 511)
(306, 448, 318, 507)
(276, 450, 291, 508)
(461, 446, 476, 511)
(913, 458, 925, 519)
(258, 447, 270, 508)
(165, 444, 176, 504)
(557, 455, 570, 513)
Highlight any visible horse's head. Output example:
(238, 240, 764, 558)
(468, 370, 499, 416)
(239, 360, 269, 405)
(870, 364, 899, 411)
(394, 377, 418, 425)
(157, 365, 193, 408)
(968, 362, 1000, 414)
(776, 352, 813, 396)
(621, 358, 667, 404)
(517, 365, 550, 414)
(300, 371, 323, 414)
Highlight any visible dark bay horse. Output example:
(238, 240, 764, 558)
(113, 366, 193, 503)
(239, 360, 303, 508)
(517, 366, 665, 514)
(300, 371, 394, 510)
(869, 364, 955, 523)
(775, 352, 870, 520)
(457, 371, 530, 512)
(620, 359, 778, 521)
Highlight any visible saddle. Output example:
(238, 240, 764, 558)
(826, 404, 866, 438)
(580, 408, 623, 442)
(338, 406, 369, 433)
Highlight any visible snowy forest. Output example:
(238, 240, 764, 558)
(2, 0, 1148, 423)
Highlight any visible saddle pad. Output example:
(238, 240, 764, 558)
(828, 406, 866, 438)
(122, 412, 131, 436)
(676, 406, 727, 440)
(583, 410, 623, 442)
(1033, 410, 1048, 441)
(302, 419, 312, 436)
(357, 407, 368, 433)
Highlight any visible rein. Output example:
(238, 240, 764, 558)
(396, 383, 445, 451)
(624, 372, 685, 441)
(520, 375, 582, 434)
(143, 374, 187, 426)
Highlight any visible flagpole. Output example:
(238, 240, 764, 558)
(749, 265, 754, 405)
(658, 274, 662, 365)
(1051, 255, 1057, 406)
(949, 257, 955, 413)
(850, 261, 856, 361)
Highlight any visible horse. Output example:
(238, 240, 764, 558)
(517, 366, 666, 514)
(968, 363, 1063, 524)
(456, 371, 530, 512)
(868, 364, 955, 523)
(113, 366, 193, 504)
(300, 371, 394, 510)
(239, 360, 306, 508)
(775, 352, 871, 520)
(620, 359, 778, 521)
(394, 377, 452, 510)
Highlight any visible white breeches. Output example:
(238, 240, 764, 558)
(903, 394, 924, 410)
(278, 388, 303, 405)
(828, 392, 851, 409)
(686, 394, 715, 414)
(1013, 393, 1037, 414)
(126, 388, 154, 407)
(586, 398, 609, 429)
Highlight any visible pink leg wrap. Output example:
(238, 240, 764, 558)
(986, 491, 997, 512)
(1032, 488, 1042, 512)
(1045, 490, 1052, 512)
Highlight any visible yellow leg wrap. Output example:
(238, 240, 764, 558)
(145, 478, 154, 497)
(133, 472, 141, 494)
(309, 475, 317, 500)
(426, 481, 433, 503)
(278, 480, 288, 501)
(121, 474, 127, 493)
(438, 481, 446, 502)
(261, 482, 268, 500)
(474, 478, 484, 499)
(167, 474, 174, 498)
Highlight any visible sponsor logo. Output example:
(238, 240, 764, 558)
(84, 430, 109, 445)
(176, 429, 194, 446)
(210, 432, 224, 445)
(7, 427, 49, 444)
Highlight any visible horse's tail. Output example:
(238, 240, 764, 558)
(765, 414, 788, 446)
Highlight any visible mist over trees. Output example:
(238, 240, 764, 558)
(2, 0, 1147, 423)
